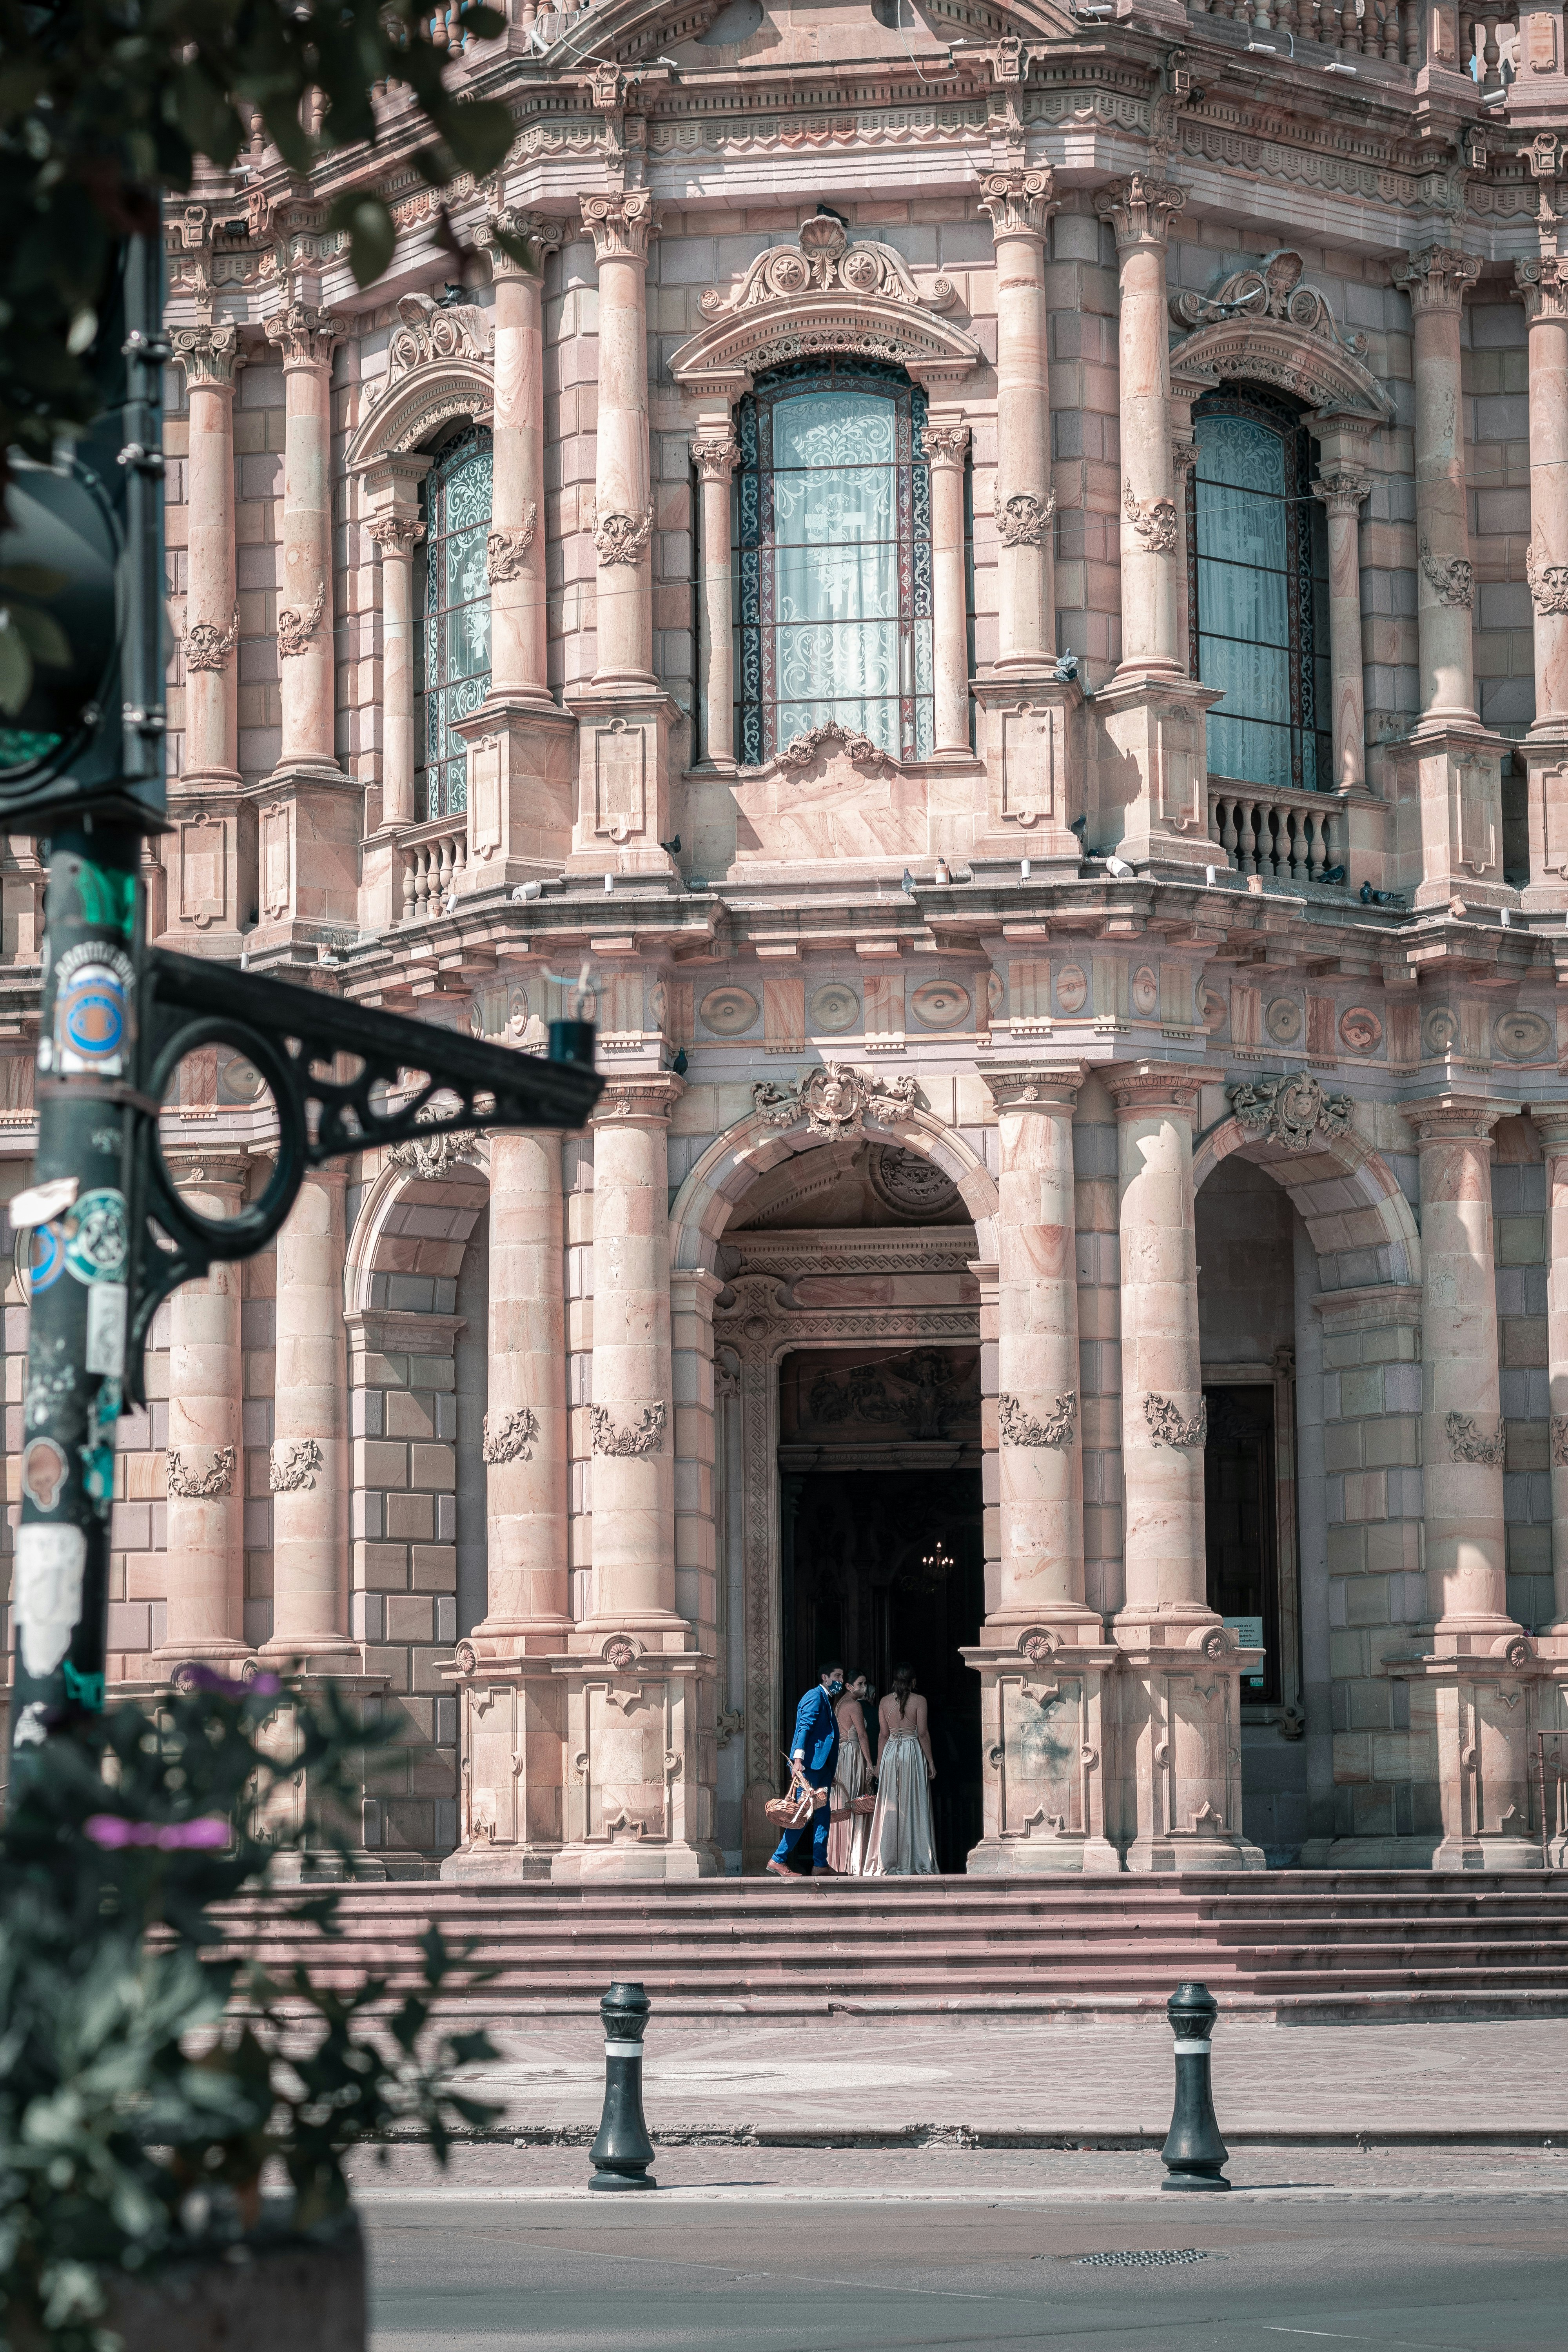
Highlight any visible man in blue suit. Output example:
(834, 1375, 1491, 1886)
(766, 1661, 844, 1877)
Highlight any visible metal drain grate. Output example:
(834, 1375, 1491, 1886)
(1075, 2249, 1210, 2268)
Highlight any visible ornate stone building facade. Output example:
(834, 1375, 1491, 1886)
(7, 0, 1568, 1876)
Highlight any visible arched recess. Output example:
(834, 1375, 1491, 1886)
(670, 1100, 1000, 1274)
(344, 1138, 492, 1312)
(1192, 1115, 1419, 1292)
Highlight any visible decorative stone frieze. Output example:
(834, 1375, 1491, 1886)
(1420, 540, 1475, 609)
(1229, 1073, 1353, 1152)
(486, 514, 536, 579)
(1143, 1394, 1207, 1450)
(268, 1437, 322, 1493)
(590, 1401, 667, 1457)
(1447, 1412, 1506, 1466)
(998, 1391, 1077, 1448)
(167, 1445, 236, 1500)
(752, 1061, 920, 1141)
(483, 1406, 539, 1465)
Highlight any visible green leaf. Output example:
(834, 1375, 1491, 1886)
(9, 603, 70, 668)
(440, 97, 514, 178)
(328, 193, 397, 290)
(0, 618, 33, 715)
(489, 225, 541, 278)
(457, 5, 508, 36)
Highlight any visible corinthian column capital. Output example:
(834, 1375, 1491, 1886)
(264, 301, 345, 370)
(1516, 253, 1567, 323)
(581, 190, 657, 266)
(481, 208, 568, 282)
(978, 166, 1057, 243)
(368, 516, 425, 557)
(1094, 174, 1185, 250)
(690, 430, 740, 483)
(1312, 469, 1372, 520)
(169, 321, 243, 388)
(1392, 246, 1480, 316)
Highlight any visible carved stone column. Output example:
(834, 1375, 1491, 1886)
(926, 419, 972, 756)
(691, 421, 740, 770)
(456, 214, 578, 894)
(256, 301, 358, 944)
(170, 323, 242, 791)
(1516, 251, 1568, 909)
(978, 168, 1058, 671)
(1396, 1095, 1539, 1867)
(1534, 1105, 1568, 1649)
(1105, 1063, 1264, 1872)
(1312, 469, 1372, 791)
(1091, 178, 1216, 876)
(262, 1166, 356, 1665)
(964, 1062, 1118, 1875)
(158, 1157, 249, 1665)
(567, 193, 677, 880)
(555, 1073, 717, 1882)
(369, 515, 424, 833)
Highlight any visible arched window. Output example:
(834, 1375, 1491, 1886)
(1186, 390, 1330, 794)
(733, 360, 933, 765)
(417, 423, 492, 820)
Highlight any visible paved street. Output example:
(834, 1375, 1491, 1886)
(362, 2180, 1568, 2350)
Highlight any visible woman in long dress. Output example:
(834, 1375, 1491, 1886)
(864, 1663, 938, 1877)
(825, 1671, 875, 1876)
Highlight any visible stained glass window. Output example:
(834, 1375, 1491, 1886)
(418, 424, 492, 821)
(733, 361, 933, 765)
(1186, 391, 1330, 794)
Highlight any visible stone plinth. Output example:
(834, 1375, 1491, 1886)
(962, 1626, 1121, 1874)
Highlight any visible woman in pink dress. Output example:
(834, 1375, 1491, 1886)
(825, 1671, 875, 1876)
(864, 1662, 938, 1877)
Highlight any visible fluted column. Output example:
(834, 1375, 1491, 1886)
(170, 323, 242, 789)
(368, 515, 423, 830)
(979, 169, 1058, 670)
(1535, 1107, 1568, 1641)
(585, 1074, 683, 1631)
(1096, 175, 1187, 683)
(1390, 248, 1481, 732)
(582, 193, 657, 690)
(691, 422, 740, 768)
(263, 1166, 355, 1663)
(474, 1130, 570, 1641)
(159, 1157, 248, 1663)
(1406, 1097, 1511, 1637)
(1312, 469, 1372, 790)
(985, 1064, 1092, 1628)
(926, 420, 972, 753)
(487, 211, 565, 709)
(1107, 1063, 1213, 1627)
(1517, 252, 1568, 906)
(263, 301, 345, 777)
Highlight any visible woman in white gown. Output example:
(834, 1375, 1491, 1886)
(825, 1671, 875, 1876)
(864, 1663, 937, 1877)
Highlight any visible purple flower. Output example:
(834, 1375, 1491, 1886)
(84, 1813, 231, 1852)
(178, 1666, 282, 1699)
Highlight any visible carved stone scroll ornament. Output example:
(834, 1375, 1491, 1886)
(1420, 541, 1475, 610)
(370, 293, 492, 402)
(994, 488, 1055, 546)
(978, 166, 1056, 242)
(999, 1390, 1077, 1448)
(762, 720, 894, 775)
(1143, 1394, 1207, 1450)
(1122, 481, 1178, 555)
(1527, 540, 1568, 617)
(690, 432, 740, 483)
(753, 1060, 920, 1142)
(699, 211, 946, 320)
(483, 1406, 539, 1465)
(1447, 1412, 1506, 1466)
(591, 502, 654, 567)
(390, 1115, 477, 1180)
(181, 608, 240, 673)
(276, 581, 325, 659)
(487, 512, 537, 581)
(590, 1401, 668, 1457)
(1171, 249, 1368, 357)
(924, 424, 970, 467)
(269, 1437, 322, 1493)
(1229, 1073, 1353, 1154)
(1553, 1415, 1568, 1468)
(166, 1445, 236, 1499)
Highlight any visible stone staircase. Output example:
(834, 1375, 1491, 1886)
(227, 1871, 1568, 2022)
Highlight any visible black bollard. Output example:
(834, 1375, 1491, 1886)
(1159, 1981, 1230, 2192)
(589, 1980, 658, 2192)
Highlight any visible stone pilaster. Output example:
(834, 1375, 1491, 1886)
(978, 167, 1058, 672)
(358, 456, 430, 932)
(925, 419, 973, 757)
(964, 1062, 1118, 1874)
(1516, 252, 1568, 909)
(262, 1166, 357, 1666)
(1312, 468, 1373, 793)
(690, 420, 742, 770)
(1091, 178, 1216, 875)
(169, 323, 243, 792)
(158, 1156, 249, 1666)
(1105, 1063, 1264, 1871)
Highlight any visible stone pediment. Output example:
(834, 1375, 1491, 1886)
(670, 214, 981, 392)
(347, 292, 494, 468)
(1169, 249, 1392, 424)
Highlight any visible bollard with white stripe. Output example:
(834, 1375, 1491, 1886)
(1159, 1980, 1230, 2192)
(589, 1980, 658, 2192)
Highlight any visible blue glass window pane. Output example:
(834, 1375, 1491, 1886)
(417, 425, 493, 821)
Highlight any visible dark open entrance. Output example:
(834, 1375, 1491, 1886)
(778, 1345, 984, 1874)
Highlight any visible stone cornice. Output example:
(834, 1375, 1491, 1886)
(1401, 1093, 1509, 1143)
(592, 1073, 685, 1126)
(1104, 1061, 1221, 1116)
(979, 1060, 1089, 1113)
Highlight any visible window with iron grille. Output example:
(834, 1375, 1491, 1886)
(417, 423, 492, 821)
(1185, 389, 1331, 795)
(733, 360, 933, 767)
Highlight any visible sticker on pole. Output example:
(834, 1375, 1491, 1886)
(85, 1281, 127, 1379)
(49, 944, 134, 1078)
(14, 1521, 87, 1677)
(60, 1187, 128, 1285)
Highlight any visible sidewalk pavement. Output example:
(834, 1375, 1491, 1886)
(436, 2011, 1568, 2146)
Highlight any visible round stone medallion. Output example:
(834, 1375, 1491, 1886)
(1339, 1005, 1383, 1054)
(1423, 1005, 1459, 1056)
(1495, 1009, 1553, 1062)
(869, 1144, 963, 1219)
(1056, 963, 1088, 1015)
(809, 980, 861, 1034)
(910, 976, 971, 1031)
(1131, 965, 1159, 1017)
(699, 984, 761, 1037)
(1265, 996, 1302, 1045)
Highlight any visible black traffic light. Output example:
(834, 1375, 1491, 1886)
(0, 235, 166, 833)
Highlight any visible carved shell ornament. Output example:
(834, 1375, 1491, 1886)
(752, 1060, 920, 1142)
(1171, 249, 1369, 358)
